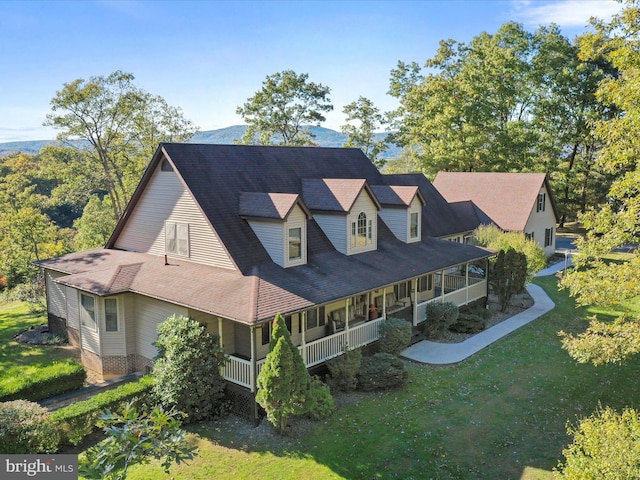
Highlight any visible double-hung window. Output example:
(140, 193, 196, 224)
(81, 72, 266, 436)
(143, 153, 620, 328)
(165, 222, 189, 257)
(409, 212, 419, 239)
(80, 294, 96, 331)
(288, 227, 302, 261)
(104, 298, 118, 332)
(537, 193, 546, 212)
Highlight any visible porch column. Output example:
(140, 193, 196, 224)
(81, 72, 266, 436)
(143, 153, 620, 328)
(465, 263, 470, 304)
(441, 269, 445, 301)
(345, 298, 350, 349)
(218, 317, 223, 350)
(250, 326, 256, 393)
(412, 278, 418, 326)
(382, 287, 387, 319)
(301, 312, 307, 366)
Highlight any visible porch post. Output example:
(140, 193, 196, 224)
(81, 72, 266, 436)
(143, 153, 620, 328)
(250, 326, 256, 393)
(301, 312, 307, 366)
(218, 317, 223, 350)
(412, 278, 418, 326)
(441, 269, 445, 301)
(465, 263, 469, 304)
(345, 298, 350, 349)
(382, 287, 387, 319)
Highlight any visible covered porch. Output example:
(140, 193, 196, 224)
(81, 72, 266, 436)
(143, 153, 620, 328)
(220, 259, 488, 391)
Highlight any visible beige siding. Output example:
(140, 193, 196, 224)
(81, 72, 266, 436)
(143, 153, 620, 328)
(235, 324, 252, 358)
(408, 197, 422, 243)
(123, 293, 136, 355)
(284, 206, 307, 267)
(79, 293, 100, 355)
(378, 208, 406, 242)
(314, 214, 347, 254)
(247, 220, 284, 265)
(524, 185, 557, 256)
(114, 164, 235, 270)
(45, 270, 67, 319)
(134, 295, 188, 360)
(346, 193, 378, 255)
(100, 297, 126, 356)
(65, 286, 79, 329)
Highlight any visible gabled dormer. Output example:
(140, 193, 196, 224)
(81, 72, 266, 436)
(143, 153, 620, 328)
(239, 192, 311, 268)
(372, 185, 426, 243)
(302, 179, 381, 255)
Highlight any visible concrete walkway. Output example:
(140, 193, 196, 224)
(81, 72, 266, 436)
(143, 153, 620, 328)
(401, 260, 565, 365)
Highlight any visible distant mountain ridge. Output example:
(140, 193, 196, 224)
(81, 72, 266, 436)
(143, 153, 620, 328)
(0, 125, 400, 158)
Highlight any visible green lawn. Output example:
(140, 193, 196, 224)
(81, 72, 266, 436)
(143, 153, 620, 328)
(0, 301, 79, 396)
(114, 278, 640, 479)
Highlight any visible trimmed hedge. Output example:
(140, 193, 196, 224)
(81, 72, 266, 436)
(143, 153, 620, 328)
(378, 318, 412, 356)
(422, 302, 459, 338)
(52, 375, 154, 446)
(357, 353, 408, 391)
(326, 348, 362, 392)
(449, 313, 487, 334)
(0, 400, 60, 454)
(0, 361, 86, 402)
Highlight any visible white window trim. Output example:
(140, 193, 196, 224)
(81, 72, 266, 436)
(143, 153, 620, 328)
(103, 297, 120, 333)
(284, 221, 306, 267)
(165, 221, 190, 257)
(408, 211, 421, 242)
(80, 293, 97, 332)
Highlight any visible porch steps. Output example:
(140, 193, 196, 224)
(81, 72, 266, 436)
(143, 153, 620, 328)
(39, 372, 143, 412)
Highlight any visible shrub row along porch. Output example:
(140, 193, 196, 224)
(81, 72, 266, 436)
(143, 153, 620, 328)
(221, 260, 487, 391)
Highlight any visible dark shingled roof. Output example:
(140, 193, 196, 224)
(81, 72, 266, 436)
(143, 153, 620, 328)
(239, 192, 308, 220)
(43, 144, 493, 325)
(371, 185, 424, 207)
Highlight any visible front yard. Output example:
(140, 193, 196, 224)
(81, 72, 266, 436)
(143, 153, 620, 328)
(0, 302, 80, 399)
(117, 276, 640, 479)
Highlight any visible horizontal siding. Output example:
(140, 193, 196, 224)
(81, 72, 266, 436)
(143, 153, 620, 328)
(315, 214, 347, 254)
(379, 209, 406, 242)
(408, 197, 422, 243)
(347, 193, 378, 255)
(65, 286, 79, 329)
(79, 294, 100, 355)
(45, 270, 67, 319)
(114, 165, 235, 270)
(123, 293, 136, 355)
(285, 206, 307, 267)
(248, 220, 284, 266)
(134, 295, 188, 360)
(100, 297, 126, 356)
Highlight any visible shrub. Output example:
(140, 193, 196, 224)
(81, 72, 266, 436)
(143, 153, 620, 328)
(422, 302, 459, 338)
(357, 353, 408, 391)
(326, 347, 362, 392)
(0, 360, 86, 402)
(305, 376, 335, 421)
(378, 318, 412, 355)
(153, 315, 228, 424)
(53, 375, 154, 446)
(0, 400, 60, 453)
(449, 313, 487, 334)
(555, 406, 640, 479)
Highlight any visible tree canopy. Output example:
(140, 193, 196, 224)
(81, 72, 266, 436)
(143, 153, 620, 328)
(341, 96, 388, 168)
(236, 70, 333, 146)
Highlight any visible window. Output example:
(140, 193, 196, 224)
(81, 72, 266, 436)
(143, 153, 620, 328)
(104, 298, 118, 332)
(526, 232, 534, 241)
(307, 309, 318, 329)
(80, 294, 96, 331)
(165, 222, 189, 257)
(160, 159, 173, 172)
(410, 212, 419, 239)
(357, 212, 367, 246)
(351, 212, 373, 249)
(537, 193, 546, 212)
(285, 315, 292, 333)
(261, 323, 270, 345)
(544, 228, 553, 247)
(288, 227, 302, 260)
(395, 281, 410, 300)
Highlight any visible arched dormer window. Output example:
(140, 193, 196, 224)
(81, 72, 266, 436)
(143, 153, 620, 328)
(351, 212, 373, 248)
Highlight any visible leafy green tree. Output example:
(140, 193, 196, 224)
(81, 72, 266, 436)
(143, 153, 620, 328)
(490, 248, 527, 312)
(560, 0, 640, 312)
(555, 406, 640, 479)
(473, 224, 546, 283)
(44, 70, 197, 221)
(341, 96, 388, 167)
(153, 315, 227, 423)
(256, 313, 311, 433)
(236, 70, 333, 146)
(79, 402, 196, 480)
(73, 195, 117, 250)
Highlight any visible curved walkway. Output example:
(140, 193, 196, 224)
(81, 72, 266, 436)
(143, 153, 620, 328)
(400, 261, 564, 365)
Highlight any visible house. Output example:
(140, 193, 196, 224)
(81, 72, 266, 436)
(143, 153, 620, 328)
(38, 144, 492, 418)
(433, 172, 559, 256)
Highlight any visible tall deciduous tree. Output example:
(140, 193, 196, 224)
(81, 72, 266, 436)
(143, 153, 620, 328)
(236, 70, 333, 146)
(44, 71, 197, 222)
(341, 96, 388, 168)
(256, 313, 310, 433)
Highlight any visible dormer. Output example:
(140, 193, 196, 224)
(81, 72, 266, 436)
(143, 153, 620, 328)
(239, 192, 311, 268)
(302, 179, 381, 255)
(371, 185, 425, 243)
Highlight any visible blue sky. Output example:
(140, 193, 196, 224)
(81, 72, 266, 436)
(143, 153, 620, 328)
(0, 0, 622, 143)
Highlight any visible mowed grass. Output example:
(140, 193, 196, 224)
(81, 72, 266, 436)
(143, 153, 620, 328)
(118, 277, 640, 479)
(0, 301, 79, 396)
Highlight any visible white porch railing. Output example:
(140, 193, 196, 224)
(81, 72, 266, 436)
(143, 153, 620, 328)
(416, 278, 487, 324)
(221, 356, 252, 389)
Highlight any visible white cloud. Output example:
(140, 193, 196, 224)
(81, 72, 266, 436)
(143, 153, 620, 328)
(512, 0, 622, 28)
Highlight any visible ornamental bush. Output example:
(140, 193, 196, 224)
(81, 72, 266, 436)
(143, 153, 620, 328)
(305, 376, 335, 421)
(0, 360, 86, 402)
(378, 317, 412, 356)
(326, 347, 362, 392)
(153, 315, 228, 424)
(357, 353, 408, 391)
(0, 400, 60, 453)
(449, 313, 487, 334)
(422, 302, 459, 338)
